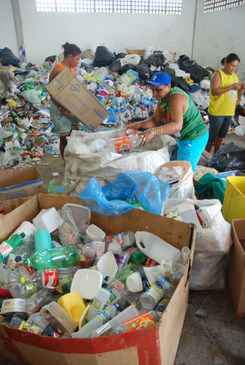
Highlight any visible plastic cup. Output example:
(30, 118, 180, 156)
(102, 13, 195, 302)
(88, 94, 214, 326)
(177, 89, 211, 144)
(71, 269, 103, 300)
(97, 252, 118, 280)
(126, 272, 143, 293)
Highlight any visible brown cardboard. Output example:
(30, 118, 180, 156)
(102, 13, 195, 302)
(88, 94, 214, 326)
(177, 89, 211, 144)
(229, 219, 245, 317)
(47, 68, 108, 127)
(0, 167, 44, 201)
(0, 193, 196, 365)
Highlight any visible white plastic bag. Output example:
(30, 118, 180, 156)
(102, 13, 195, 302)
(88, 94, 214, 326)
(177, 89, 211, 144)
(165, 199, 232, 290)
(157, 161, 195, 200)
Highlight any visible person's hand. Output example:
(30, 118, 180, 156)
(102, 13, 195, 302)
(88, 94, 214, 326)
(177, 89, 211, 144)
(140, 129, 156, 146)
(232, 82, 242, 91)
(127, 121, 143, 131)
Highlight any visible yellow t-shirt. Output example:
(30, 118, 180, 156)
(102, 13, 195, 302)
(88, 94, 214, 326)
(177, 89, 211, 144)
(208, 69, 239, 116)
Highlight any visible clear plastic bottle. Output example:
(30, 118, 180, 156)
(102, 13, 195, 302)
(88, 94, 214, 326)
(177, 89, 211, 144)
(72, 304, 119, 338)
(26, 288, 53, 314)
(26, 245, 80, 270)
(94, 305, 140, 337)
(27, 312, 50, 334)
(140, 275, 173, 310)
(8, 267, 40, 299)
(48, 173, 65, 194)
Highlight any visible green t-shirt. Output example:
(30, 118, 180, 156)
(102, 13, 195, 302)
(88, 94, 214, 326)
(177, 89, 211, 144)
(159, 87, 207, 140)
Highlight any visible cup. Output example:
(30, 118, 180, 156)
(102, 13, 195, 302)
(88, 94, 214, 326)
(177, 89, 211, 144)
(86, 224, 106, 242)
(71, 269, 103, 300)
(97, 252, 118, 280)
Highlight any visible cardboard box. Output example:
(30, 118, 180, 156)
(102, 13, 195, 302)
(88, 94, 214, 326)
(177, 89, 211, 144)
(0, 167, 44, 202)
(0, 194, 196, 365)
(47, 68, 108, 127)
(229, 219, 245, 317)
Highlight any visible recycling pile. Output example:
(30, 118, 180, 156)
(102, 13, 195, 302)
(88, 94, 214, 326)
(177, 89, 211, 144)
(0, 203, 190, 338)
(0, 46, 214, 168)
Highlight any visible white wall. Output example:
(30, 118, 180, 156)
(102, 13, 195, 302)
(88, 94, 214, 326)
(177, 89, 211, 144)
(0, 0, 18, 54)
(194, 0, 245, 78)
(19, 0, 196, 64)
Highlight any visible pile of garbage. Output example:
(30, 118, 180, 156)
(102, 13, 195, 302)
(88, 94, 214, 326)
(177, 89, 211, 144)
(0, 203, 190, 338)
(0, 46, 215, 168)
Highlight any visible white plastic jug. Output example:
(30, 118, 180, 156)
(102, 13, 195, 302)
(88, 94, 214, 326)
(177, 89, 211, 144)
(135, 231, 179, 264)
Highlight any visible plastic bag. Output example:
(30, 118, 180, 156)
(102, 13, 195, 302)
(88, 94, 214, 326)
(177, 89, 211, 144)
(80, 172, 170, 216)
(165, 199, 232, 290)
(195, 173, 227, 203)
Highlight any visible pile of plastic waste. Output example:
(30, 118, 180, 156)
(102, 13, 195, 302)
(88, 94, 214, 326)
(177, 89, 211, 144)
(0, 203, 190, 338)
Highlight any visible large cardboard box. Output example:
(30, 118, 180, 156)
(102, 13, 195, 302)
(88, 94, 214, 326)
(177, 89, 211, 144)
(0, 194, 196, 365)
(0, 167, 44, 202)
(229, 219, 245, 317)
(47, 68, 108, 127)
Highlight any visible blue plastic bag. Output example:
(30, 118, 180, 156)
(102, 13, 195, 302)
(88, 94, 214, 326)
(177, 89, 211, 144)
(80, 172, 170, 216)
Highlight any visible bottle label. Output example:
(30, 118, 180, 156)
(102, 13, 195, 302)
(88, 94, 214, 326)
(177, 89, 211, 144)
(123, 312, 156, 332)
(0, 241, 13, 258)
(1, 299, 26, 314)
(42, 270, 59, 289)
(113, 136, 132, 153)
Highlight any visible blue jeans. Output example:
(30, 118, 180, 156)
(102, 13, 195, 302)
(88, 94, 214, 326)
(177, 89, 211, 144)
(177, 131, 209, 171)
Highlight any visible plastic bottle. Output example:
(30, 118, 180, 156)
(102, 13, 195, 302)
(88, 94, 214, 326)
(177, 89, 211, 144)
(0, 233, 25, 262)
(140, 275, 173, 310)
(48, 173, 65, 194)
(8, 267, 40, 299)
(86, 288, 112, 321)
(27, 312, 50, 334)
(94, 305, 140, 337)
(72, 304, 119, 338)
(114, 311, 158, 334)
(26, 288, 53, 314)
(26, 245, 80, 270)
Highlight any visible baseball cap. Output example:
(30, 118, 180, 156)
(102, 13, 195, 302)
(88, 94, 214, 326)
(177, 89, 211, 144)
(148, 72, 172, 87)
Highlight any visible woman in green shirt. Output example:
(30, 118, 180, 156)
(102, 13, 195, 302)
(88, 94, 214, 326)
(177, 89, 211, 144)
(128, 72, 208, 171)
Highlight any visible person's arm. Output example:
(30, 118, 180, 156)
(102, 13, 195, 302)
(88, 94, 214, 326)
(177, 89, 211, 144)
(141, 94, 184, 145)
(211, 71, 241, 96)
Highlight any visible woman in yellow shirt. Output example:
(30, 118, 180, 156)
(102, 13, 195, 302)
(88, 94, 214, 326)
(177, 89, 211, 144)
(207, 53, 241, 153)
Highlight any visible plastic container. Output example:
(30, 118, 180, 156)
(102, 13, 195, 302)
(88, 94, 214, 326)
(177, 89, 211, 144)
(62, 204, 91, 235)
(223, 177, 245, 222)
(33, 208, 63, 233)
(48, 173, 65, 194)
(35, 228, 53, 252)
(135, 231, 179, 265)
(0, 233, 25, 262)
(26, 245, 80, 270)
(86, 224, 106, 242)
(71, 269, 103, 300)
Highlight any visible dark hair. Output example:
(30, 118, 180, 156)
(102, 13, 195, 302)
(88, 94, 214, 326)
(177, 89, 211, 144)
(62, 42, 81, 58)
(222, 53, 240, 65)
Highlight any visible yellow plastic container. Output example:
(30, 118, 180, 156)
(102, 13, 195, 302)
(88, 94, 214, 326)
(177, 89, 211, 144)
(57, 292, 86, 326)
(223, 177, 245, 222)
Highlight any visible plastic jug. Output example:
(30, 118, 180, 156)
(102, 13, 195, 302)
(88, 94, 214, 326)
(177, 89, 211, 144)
(135, 231, 179, 264)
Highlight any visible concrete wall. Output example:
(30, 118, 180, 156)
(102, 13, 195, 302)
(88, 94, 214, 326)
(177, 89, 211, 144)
(19, 0, 196, 64)
(0, 0, 18, 54)
(194, 0, 245, 78)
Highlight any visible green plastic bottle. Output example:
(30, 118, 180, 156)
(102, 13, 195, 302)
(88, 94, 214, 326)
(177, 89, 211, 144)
(26, 246, 80, 270)
(0, 233, 25, 262)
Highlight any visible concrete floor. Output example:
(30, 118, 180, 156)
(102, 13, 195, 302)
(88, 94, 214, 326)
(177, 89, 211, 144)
(2, 133, 245, 365)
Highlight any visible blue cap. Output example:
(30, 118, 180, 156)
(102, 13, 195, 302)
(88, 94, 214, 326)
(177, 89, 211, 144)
(148, 72, 172, 87)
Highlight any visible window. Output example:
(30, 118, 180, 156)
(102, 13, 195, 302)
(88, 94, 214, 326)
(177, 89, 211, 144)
(36, 0, 183, 14)
(204, 0, 245, 13)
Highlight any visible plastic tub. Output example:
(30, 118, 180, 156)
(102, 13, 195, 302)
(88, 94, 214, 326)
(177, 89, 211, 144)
(223, 176, 245, 222)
